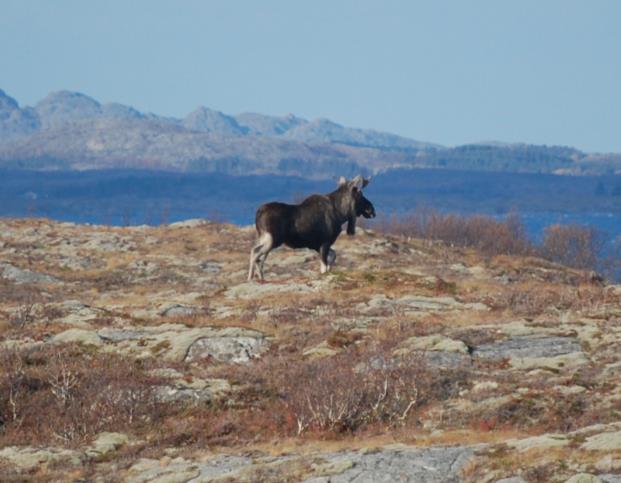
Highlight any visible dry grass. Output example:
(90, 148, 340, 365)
(487, 281, 615, 317)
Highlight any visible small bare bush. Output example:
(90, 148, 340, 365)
(9, 300, 37, 330)
(541, 223, 603, 270)
(271, 349, 433, 435)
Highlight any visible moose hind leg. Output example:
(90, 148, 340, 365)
(254, 233, 274, 281)
(248, 243, 263, 281)
(258, 250, 270, 280)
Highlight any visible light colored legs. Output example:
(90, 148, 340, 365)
(249, 237, 336, 279)
(247, 233, 273, 281)
(259, 250, 269, 279)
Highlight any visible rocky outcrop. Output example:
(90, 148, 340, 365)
(474, 335, 588, 371)
(124, 445, 478, 483)
(0, 262, 59, 284)
(50, 324, 271, 363)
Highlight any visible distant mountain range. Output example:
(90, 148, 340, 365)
(1, 88, 620, 178)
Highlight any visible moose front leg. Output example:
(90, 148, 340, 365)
(319, 244, 332, 274)
(327, 248, 336, 268)
(346, 217, 356, 235)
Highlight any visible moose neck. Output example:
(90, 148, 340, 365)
(328, 188, 355, 228)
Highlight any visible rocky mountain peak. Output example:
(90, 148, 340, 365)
(101, 102, 144, 120)
(35, 90, 102, 129)
(0, 89, 20, 114)
(183, 106, 247, 135)
(283, 117, 431, 150)
(0, 90, 40, 141)
(234, 111, 308, 136)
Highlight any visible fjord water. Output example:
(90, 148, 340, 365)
(1, 169, 620, 241)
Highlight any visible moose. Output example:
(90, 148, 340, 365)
(248, 175, 376, 281)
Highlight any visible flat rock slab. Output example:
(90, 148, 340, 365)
(0, 446, 81, 470)
(0, 262, 59, 284)
(98, 327, 148, 342)
(85, 432, 129, 460)
(395, 335, 469, 355)
(50, 324, 270, 363)
(506, 433, 569, 452)
(127, 455, 250, 483)
(159, 303, 203, 317)
(600, 475, 621, 483)
(473, 335, 587, 371)
(52, 328, 104, 346)
(57, 301, 110, 327)
(422, 351, 472, 369)
(582, 430, 621, 451)
(186, 335, 268, 363)
(474, 336, 582, 360)
(302, 445, 477, 483)
(359, 294, 488, 315)
(125, 445, 477, 483)
(396, 295, 488, 313)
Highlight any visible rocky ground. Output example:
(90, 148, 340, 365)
(1, 217, 621, 482)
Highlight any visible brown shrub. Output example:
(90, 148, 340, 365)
(375, 209, 533, 257)
(449, 364, 616, 436)
(540, 223, 603, 270)
(326, 330, 363, 349)
(256, 341, 455, 436)
(276, 352, 428, 435)
(375, 209, 615, 277)
(209, 328, 472, 440)
(462, 391, 591, 435)
(0, 341, 469, 448)
(0, 345, 166, 446)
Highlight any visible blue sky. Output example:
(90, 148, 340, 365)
(1, 0, 620, 152)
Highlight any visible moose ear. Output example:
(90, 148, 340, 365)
(338, 176, 348, 187)
(350, 175, 363, 189)
(362, 176, 371, 188)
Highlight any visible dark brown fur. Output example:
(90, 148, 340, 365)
(248, 176, 375, 280)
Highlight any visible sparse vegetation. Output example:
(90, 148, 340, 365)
(271, 348, 434, 435)
(0, 345, 165, 446)
(375, 210, 533, 257)
(373, 209, 615, 277)
(1, 217, 621, 480)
